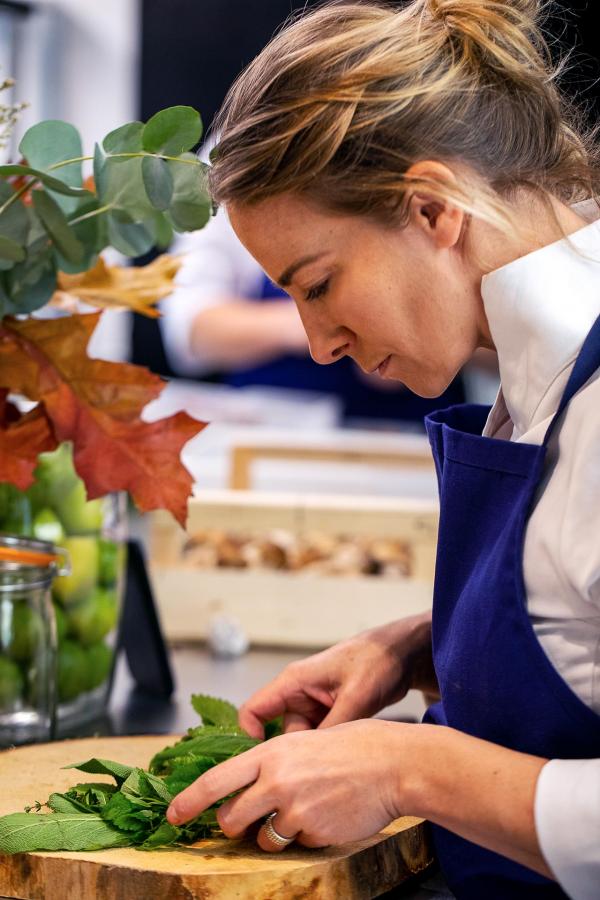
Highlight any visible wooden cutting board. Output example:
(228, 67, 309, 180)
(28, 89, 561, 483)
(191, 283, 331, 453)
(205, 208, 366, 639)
(0, 735, 434, 900)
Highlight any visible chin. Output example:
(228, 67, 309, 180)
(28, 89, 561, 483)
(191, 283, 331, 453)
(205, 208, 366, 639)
(402, 371, 456, 399)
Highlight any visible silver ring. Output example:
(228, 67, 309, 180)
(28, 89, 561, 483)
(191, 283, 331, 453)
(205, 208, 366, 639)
(262, 811, 296, 847)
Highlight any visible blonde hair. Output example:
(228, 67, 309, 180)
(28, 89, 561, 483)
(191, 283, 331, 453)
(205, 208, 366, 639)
(209, 0, 600, 236)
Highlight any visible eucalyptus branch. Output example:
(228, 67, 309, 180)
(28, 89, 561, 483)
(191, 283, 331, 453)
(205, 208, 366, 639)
(68, 203, 114, 226)
(0, 177, 36, 217)
(47, 151, 203, 172)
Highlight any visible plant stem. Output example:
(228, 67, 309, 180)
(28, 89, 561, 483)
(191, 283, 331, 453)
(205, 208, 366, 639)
(0, 178, 35, 217)
(48, 152, 202, 171)
(69, 203, 114, 226)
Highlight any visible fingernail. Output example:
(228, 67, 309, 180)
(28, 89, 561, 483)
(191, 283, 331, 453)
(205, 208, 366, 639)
(167, 806, 182, 825)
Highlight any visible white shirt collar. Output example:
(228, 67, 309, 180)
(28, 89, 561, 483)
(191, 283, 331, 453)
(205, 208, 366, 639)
(480, 209, 600, 440)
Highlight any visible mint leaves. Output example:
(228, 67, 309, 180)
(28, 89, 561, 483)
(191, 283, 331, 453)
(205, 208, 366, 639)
(0, 694, 283, 855)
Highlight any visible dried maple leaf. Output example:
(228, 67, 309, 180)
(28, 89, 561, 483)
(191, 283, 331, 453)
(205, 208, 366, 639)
(0, 404, 58, 490)
(0, 313, 206, 525)
(52, 255, 182, 318)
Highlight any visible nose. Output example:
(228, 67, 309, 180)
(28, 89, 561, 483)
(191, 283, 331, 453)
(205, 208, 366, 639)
(307, 333, 351, 366)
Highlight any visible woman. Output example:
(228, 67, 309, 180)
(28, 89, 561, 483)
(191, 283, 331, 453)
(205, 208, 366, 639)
(165, 2, 600, 897)
(160, 203, 467, 424)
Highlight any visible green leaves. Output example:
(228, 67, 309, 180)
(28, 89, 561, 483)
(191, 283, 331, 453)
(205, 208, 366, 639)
(0, 166, 90, 198)
(20, 121, 83, 192)
(0, 812, 131, 853)
(0, 106, 212, 315)
(191, 694, 240, 729)
(166, 156, 211, 231)
(142, 106, 202, 157)
(0, 235, 25, 263)
(62, 757, 134, 784)
(32, 190, 84, 264)
(142, 156, 173, 211)
(0, 694, 266, 855)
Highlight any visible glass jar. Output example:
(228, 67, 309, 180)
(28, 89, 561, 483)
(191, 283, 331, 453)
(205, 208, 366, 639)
(0, 443, 127, 736)
(0, 536, 69, 747)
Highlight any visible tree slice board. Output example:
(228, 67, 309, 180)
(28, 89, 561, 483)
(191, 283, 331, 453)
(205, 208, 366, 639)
(0, 735, 434, 900)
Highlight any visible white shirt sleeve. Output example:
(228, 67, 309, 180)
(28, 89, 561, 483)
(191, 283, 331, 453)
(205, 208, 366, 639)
(159, 206, 265, 376)
(535, 758, 600, 899)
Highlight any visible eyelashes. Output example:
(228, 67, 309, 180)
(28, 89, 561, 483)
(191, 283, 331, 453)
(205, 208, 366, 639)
(305, 278, 330, 302)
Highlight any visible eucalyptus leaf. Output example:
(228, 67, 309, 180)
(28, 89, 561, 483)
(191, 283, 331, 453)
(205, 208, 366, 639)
(32, 190, 84, 264)
(142, 156, 173, 211)
(0, 165, 90, 199)
(0, 181, 30, 273)
(19, 121, 83, 188)
(103, 121, 144, 155)
(0, 235, 25, 263)
(107, 214, 155, 257)
(142, 106, 202, 157)
(153, 212, 174, 250)
(98, 156, 155, 221)
(0, 812, 132, 854)
(166, 155, 211, 232)
(4, 248, 57, 315)
(19, 121, 84, 216)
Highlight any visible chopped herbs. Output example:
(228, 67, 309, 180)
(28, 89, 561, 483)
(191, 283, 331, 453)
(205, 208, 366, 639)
(0, 694, 282, 855)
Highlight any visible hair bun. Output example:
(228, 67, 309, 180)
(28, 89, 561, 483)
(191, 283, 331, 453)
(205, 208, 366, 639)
(429, 0, 540, 28)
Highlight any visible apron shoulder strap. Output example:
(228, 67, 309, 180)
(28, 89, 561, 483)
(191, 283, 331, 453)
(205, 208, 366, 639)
(544, 312, 600, 446)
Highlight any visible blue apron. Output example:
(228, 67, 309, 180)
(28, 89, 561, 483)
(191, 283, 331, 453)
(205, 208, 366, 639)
(227, 275, 465, 422)
(423, 314, 600, 899)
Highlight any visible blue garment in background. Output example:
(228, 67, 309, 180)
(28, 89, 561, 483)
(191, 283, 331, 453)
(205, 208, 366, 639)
(225, 275, 465, 423)
(423, 314, 600, 898)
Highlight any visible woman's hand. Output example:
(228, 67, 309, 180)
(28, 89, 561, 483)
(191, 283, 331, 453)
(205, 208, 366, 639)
(238, 612, 436, 739)
(166, 719, 406, 850)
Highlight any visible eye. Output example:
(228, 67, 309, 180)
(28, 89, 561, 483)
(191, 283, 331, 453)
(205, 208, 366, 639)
(305, 278, 330, 302)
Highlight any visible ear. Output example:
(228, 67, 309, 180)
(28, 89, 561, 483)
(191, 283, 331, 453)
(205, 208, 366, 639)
(404, 160, 466, 250)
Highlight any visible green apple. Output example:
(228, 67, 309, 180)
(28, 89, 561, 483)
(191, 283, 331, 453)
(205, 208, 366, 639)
(54, 481, 104, 536)
(53, 537, 99, 607)
(32, 444, 80, 512)
(85, 642, 113, 691)
(66, 587, 118, 647)
(5, 603, 43, 662)
(57, 640, 88, 703)
(0, 482, 33, 536)
(32, 508, 66, 545)
(0, 656, 25, 708)
(98, 538, 122, 587)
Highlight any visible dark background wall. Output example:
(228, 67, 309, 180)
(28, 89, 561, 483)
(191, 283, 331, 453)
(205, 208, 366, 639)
(133, 0, 600, 374)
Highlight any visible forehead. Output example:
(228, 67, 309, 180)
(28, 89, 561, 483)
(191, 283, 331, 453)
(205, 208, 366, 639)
(228, 194, 349, 269)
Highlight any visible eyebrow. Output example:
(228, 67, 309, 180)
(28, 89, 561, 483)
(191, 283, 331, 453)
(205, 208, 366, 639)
(277, 253, 326, 288)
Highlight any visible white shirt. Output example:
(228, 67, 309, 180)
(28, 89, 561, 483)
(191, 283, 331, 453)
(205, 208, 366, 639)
(160, 206, 267, 376)
(480, 206, 600, 900)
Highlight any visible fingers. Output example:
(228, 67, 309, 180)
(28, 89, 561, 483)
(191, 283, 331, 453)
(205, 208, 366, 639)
(282, 711, 313, 733)
(318, 689, 361, 729)
(166, 746, 261, 825)
(238, 686, 289, 739)
(218, 791, 301, 853)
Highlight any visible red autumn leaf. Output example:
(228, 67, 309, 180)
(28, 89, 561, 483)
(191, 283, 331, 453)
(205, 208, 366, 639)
(0, 313, 207, 525)
(0, 404, 58, 490)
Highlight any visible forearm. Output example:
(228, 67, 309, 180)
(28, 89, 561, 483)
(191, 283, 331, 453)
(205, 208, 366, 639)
(394, 723, 552, 878)
(190, 300, 307, 368)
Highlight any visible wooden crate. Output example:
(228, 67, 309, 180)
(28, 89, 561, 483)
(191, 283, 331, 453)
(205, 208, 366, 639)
(148, 490, 439, 649)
